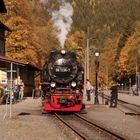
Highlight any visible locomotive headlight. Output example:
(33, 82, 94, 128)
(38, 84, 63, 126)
(61, 50, 66, 54)
(71, 81, 76, 87)
(50, 82, 56, 88)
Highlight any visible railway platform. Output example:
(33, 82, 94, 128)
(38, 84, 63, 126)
(0, 96, 140, 139)
(104, 90, 140, 106)
(82, 91, 140, 140)
(83, 91, 107, 105)
(83, 90, 140, 106)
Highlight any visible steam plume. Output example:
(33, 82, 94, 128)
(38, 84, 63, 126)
(40, 0, 73, 48)
(40, 0, 48, 4)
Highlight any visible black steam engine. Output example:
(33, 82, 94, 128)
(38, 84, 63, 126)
(41, 50, 84, 112)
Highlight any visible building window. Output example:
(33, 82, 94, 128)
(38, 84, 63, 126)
(0, 36, 5, 55)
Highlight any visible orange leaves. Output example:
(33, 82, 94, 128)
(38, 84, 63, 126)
(119, 36, 134, 75)
(6, 15, 31, 59)
(66, 31, 86, 63)
(103, 37, 118, 66)
(3, 0, 50, 67)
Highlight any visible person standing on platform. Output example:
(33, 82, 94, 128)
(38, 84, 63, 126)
(86, 79, 92, 101)
(13, 85, 20, 101)
(131, 84, 137, 96)
(110, 83, 118, 107)
(19, 80, 24, 100)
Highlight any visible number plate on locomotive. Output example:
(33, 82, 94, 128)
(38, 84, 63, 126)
(55, 67, 71, 72)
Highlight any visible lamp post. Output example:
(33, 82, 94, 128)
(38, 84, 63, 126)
(84, 49, 87, 95)
(84, 37, 96, 95)
(86, 38, 89, 80)
(129, 78, 131, 94)
(121, 83, 124, 90)
(86, 37, 96, 80)
(94, 49, 99, 104)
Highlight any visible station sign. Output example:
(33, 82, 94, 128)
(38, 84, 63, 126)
(0, 70, 7, 85)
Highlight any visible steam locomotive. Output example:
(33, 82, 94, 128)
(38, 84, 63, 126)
(41, 50, 85, 112)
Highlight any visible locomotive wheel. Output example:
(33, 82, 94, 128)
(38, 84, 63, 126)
(79, 109, 87, 114)
(0, 95, 6, 105)
(80, 105, 87, 114)
(41, 107, 46, 114)
(41, 107, 50, 114)
(0, 96, 3, 105)
(81, 104, 85, 110)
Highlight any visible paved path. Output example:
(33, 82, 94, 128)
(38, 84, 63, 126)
(0, 98, 75, 140)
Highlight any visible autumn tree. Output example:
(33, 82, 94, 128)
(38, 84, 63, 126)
(119, 36, 134, 78)
(65, 30, 85, 64)
(127, 21, 140, 75)
(1, 0, 140, 85)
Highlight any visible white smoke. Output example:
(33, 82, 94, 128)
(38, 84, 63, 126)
(40, 0, 48, 5)
(40, 0, 73, 48)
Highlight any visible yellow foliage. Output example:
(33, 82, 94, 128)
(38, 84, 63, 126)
(119, 36, 134, 75)
(66, 31, 86, 64)
(2, 0, 51, 67)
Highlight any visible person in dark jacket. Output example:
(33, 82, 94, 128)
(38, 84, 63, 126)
(110, 84, 118, 107)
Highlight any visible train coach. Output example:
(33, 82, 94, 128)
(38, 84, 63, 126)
(41, 50, 85, 113)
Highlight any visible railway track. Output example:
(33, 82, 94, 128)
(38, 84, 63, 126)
(55, 113, 126, 140)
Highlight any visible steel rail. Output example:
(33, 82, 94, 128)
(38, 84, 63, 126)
(54, 113, 89, 140)
(74, 113, 126, 140)
(55, 113, 126, 140)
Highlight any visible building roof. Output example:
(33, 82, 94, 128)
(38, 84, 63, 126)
(0, 0, 7, 13)
(0, 22, 11, 31)
(0, 55, 41, 71)
(27, 63, 41, 71)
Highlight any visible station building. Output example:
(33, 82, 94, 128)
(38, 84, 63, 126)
(0, 0, 41, 96)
